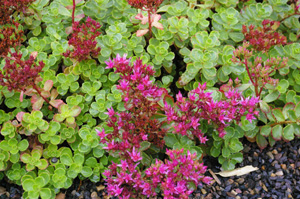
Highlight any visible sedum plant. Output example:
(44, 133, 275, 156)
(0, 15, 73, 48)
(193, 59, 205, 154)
(97, 54, 259, 198)
(21, 170, 55, 199)
(53, 103, 81, 128)
(0, 52, 44, 97)
(0, 23, 24, 56)
(127, 0, 164, 37)
(0, 137, 29, 163)
(1, 0, 300, 197)
(17, 110, 49, 135)
(64, 17, 102, 62)
(6, 163, 27, 185)
(20, 146, 49, 171)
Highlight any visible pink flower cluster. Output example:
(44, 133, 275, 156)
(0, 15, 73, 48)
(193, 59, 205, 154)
(103, 148, 211, 199)
(63, 17, 101, 62)
(103, 147, 144, 199)
(126, 0, 164, 11)
(232, 43, 288, 97)
(242, 19, 287, 52)
(101, 54, 168, 153)
(165, 82, 259, 138)
(0, 51, 44, 92)
(98, 54, 259, 198)
(144, 149, 212, 199)
(0, 22, 24, 56)
(0, 0, 35, 25)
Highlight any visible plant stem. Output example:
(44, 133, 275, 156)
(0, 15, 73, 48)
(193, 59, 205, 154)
(32, 84, 51, 105)
(243, 59, 261, 97)
(270, 120, 300, 127)
(258, 86, 264, 97)
(254, 75, 259, 97)
(72, 0, 76, 24)
(148, 10, 152, 38)
(279, 12, 299, 23)
(243, 59, 255, 86)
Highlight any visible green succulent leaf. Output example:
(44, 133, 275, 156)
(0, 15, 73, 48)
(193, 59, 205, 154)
(272, 108, 285, 122)
(22, 179, 35, 191)
(256, 133, 268, 149)
(283, 124, 294, 141)
(263, 90, 280, 103)
(272, 125, 283, 141)
(164, 133, 179, 148)
(260, 125, 271, 137)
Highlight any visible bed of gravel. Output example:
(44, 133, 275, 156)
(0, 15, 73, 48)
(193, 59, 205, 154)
(0, 138, 299, 199)
(195, 138, 300, 199)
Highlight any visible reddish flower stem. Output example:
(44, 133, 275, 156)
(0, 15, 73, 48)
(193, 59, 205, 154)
(258, 86, 264, 97)
(148, 10, 152, 38)
(72, 0, 76, 24)
(270, 120, 300, 127)
(243, 60, 261, 97)
(32, 84, 51, 105)
(243, 60, 255, 86)
(279, 11, 300, 23)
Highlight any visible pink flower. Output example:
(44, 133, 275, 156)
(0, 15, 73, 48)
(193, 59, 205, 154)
(246, 113, 255, 123)
(191, 117, 200, 129)
(202, 176, 212, 184)
(103, 140, 115, 150)
(199, 135, 208, 144)
(176, 91, 184, 102)
(128, 147, 142, 162)
(112, 185, 123, 196)
(106, 107, 115, 117)
(103, 169, 111, 177)
(96, 129, 106, 140)
(137, 83, 145, 90)
(142, 134, 148, 141)
(118, 160, 129, 170)
(119, 79, 129, 90)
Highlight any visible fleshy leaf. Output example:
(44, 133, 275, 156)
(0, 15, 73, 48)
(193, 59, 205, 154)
(272, 108, 285, 122)
(283, 124, 294, 141)
(271, 124, 283, 141)
(260, 125, 271, 137)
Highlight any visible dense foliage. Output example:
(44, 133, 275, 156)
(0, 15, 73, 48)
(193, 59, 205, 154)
(0, 0, 300, 198)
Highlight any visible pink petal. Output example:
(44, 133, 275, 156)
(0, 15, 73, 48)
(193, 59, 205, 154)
(135, 13, 148, 24)
(151, 14, 161, 23)
(65, 26, 73, 34)
(20, 91, 24, 102)
(44, 80, 53, 91)
(135, 13, 144, 20)
(136, 29, 149, 37)
(152, 21, 163, 30)
(30, 51, 38, 59)
(16, 112, 25, 122)
(50, 99, 64, 108)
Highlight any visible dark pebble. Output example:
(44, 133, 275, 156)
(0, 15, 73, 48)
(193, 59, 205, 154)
(51, 157, 58, 163)
(224, 185, 232, 192)
(84, 191, 91, 199)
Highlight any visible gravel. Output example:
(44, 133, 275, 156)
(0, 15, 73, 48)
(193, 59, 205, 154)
(194, 138, 300, 199)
